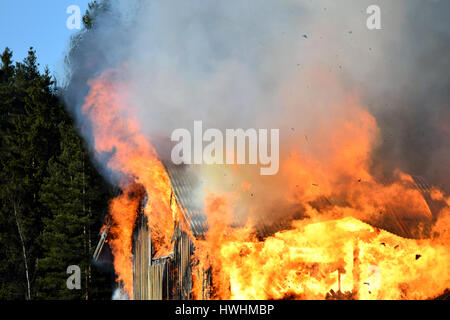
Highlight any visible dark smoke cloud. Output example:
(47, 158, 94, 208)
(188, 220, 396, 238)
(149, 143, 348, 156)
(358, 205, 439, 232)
(63, 0, 450, 195)
(366, 0, 450, 191)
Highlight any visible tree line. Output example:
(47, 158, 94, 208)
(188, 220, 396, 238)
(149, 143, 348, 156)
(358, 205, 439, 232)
(0, 45, 114, 300)
(0, 0, 117, 300)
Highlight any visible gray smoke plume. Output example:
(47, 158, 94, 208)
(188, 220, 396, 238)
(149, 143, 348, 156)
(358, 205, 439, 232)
(64, 0, 450, 215)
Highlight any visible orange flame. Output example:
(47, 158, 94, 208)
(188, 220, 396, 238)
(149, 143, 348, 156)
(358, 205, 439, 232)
(193, 93, 450, 300)
(82, 67, 449, 300)
(82, 69, 181, 298)
(198, 207, 449, 299)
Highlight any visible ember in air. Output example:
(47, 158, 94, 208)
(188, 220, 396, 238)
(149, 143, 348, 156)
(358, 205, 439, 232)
(171, 121, 279, 175)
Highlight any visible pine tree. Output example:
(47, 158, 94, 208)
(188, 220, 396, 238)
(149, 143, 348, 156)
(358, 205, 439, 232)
(0, 47, 52, 299)
(0, 47, 113, 299)
(38, 123, 86, 298)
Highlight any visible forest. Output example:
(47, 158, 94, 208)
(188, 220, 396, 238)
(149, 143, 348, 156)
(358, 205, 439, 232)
(0, 2, 114, 300)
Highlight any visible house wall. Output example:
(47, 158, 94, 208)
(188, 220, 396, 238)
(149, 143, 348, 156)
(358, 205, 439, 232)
(132, 213, 200, 300)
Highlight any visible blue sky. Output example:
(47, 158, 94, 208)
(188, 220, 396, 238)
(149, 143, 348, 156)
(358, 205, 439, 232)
(0, 0, 92, 83)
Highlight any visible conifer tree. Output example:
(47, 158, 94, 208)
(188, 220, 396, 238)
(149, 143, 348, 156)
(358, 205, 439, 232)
(0, 47, 113, 300)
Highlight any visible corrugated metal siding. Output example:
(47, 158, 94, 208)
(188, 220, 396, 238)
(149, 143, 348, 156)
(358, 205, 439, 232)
(165, 164, 208, 236)
(149, 255, 173, 300)
(172, 224, 193, 299)
(133, 213, 151, 300)
(132, 195, 204, 300)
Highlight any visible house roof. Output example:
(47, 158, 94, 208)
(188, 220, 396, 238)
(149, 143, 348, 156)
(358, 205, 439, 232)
(164, 163, 208, 236)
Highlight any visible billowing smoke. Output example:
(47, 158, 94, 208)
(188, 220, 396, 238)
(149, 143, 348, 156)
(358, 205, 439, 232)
(112, 287, 129, 300)
(64, 0, 450, 228)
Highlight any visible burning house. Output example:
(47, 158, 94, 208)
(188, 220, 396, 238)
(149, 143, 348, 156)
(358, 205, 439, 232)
(94, 164, 211, 300)
(131, 164, 209, 300)
(85, 69, 450, 300)
(93, 161, 449, 300)
(77, 1, 450, 301)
